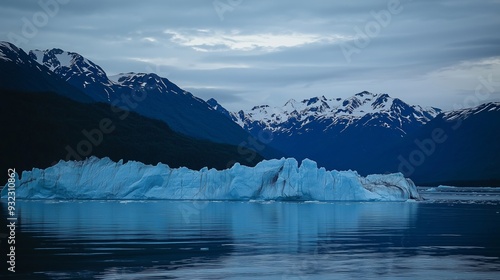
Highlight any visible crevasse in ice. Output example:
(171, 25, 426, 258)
(2, 157, 421, 201)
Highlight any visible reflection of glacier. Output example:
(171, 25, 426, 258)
(11, 200, 418, 245)
(5, 200, 419, 277)
(3, 157, 421, 201)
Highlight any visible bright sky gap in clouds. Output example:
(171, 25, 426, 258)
(1, 0, 499, 111)
(163, 29, 352, 52)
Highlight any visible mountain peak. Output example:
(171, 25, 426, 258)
(251, 104, 270, 110)
(355, 90, 373, 97)
(0, 41, 17, 49)
(302, 96, 328, 106)
(29, 48, 110, 83)
(207, 98, 234, 120)
(0, 41, 260, 147)
(372, 93, 390, 109)
(111, 72, 161, 83)
(0, 41, 25, 62)
(30, 48, 79, 70)
(0, 41, 20, 53)
(444, 101, 500, 122)
(0, 41, 94, 103)
(109, 72, 193, 97)
(206, 98, 218, 106)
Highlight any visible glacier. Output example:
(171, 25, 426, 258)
(1, 157, 421, 201)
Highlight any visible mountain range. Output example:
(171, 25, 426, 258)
(1, 41, 499, 186)
(26, 47, 267, 149)
(0, 42, 91, 103)
(0, 41, 269, 183)
(209, 92, 500, 186)
(208, 92, 441, 174)
(389, 102, 500, 186)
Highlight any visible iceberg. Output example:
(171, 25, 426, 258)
(1, 157, 421, 201)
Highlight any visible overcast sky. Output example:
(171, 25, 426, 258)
(1, 0, 499, 111)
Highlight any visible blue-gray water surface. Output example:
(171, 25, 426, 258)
(1, 187, 499, 279)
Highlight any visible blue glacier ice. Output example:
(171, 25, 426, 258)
(2, 157, 421, 201)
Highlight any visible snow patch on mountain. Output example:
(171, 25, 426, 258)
(0, 41, 17, 61)
(444, 102, 500, 122)
(29, 48, 112, 88)
(0, 41, 27, 64)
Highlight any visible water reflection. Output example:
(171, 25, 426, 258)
(11, 201, 419, 254)
(1, 200, 499, 279)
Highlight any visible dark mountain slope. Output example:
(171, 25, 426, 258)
(0, 42, 91, 103)
(0, 89, 264, 184)
(385, 102, 500, 186)
(28, 48, 267, 149)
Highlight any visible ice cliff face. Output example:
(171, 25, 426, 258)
(2, 157, 421, 201)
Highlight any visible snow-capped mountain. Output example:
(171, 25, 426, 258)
(29, 48, 116, 102)
(1, 41, 270, 182)
(109, 72, 197, 99)
(4, 40, 499, 185)
(0, 42, 91, 103)
(209, 91, 442, 174)
(227, 91, 441, 138)
(443, 102, 500, 122)
(210, 97, 500, 185)
(25, 47, 264, 148)
(0, 41, 28, 63)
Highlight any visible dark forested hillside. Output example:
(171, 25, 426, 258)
(0, 90, 264, 184)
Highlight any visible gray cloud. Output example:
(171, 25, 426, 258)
(1, 0, 499, 111)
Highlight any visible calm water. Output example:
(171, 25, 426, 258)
(1, 188, 500, 279)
